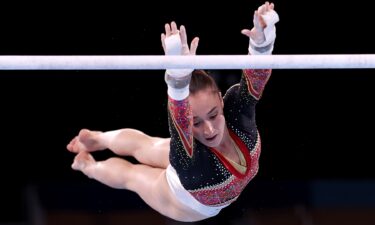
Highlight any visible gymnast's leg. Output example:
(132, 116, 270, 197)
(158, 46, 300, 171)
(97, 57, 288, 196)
(67, 128, 170, 168)
(71, 151, 207, 222)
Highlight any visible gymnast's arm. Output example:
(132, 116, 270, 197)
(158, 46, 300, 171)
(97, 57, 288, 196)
(161, 21, 199, 159)
(239, 1, 279, 101)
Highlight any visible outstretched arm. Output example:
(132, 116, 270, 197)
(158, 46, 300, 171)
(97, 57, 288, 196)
(161, 22, 199, 158)
(240, 1, 279, 100)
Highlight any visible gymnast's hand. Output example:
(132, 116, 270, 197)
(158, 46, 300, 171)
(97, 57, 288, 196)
(241, 1, 278, 45)
(161, 21, 199, 56)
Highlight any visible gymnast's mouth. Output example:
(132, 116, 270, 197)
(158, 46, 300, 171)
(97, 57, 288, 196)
(205, 134, 217, 142)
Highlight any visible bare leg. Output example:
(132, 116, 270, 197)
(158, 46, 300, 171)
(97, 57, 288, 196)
(72, 152, 207, 222)
(67, 128, 170, 168)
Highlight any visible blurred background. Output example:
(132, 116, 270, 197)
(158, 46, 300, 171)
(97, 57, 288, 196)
(0, 0, 374, 224)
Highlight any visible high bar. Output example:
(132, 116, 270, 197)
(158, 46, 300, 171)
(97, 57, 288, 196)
(0, 54, 374, 70)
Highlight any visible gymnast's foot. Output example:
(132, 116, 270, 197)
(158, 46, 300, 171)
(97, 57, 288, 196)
(71, 151, 96, 174)
(67, 129, 106, 153)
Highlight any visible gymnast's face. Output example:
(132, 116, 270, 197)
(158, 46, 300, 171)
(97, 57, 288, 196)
(189, 88, 225, 148)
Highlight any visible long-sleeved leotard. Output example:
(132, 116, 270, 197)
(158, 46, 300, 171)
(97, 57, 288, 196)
(168, 68, 271, 207)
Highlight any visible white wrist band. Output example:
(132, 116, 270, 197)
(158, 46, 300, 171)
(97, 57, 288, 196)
(168, 86, 190, 100)
(166, 68, 194, 77)
(165, 72, 191, 100)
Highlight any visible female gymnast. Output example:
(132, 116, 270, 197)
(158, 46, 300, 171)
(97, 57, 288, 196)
(67, 1, 279, 222)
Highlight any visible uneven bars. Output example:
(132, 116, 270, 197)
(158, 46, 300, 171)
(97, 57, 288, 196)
(0, 55, 374, 70)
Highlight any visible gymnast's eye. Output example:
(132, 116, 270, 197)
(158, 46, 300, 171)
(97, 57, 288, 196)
(193, 120, 201, 127)
(209, 113, 218, 120)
